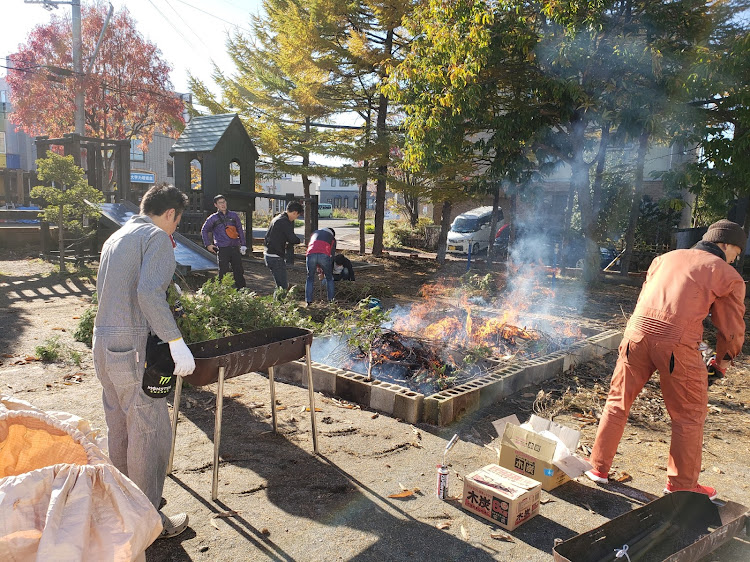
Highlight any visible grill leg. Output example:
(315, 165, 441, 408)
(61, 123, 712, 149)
(269, 365, 278, 433)
(167, 374, 183, 475)
(212, 366, 225, 501)
(305, 344, 319, 454)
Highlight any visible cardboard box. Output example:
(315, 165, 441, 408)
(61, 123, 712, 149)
(461, 464, 541, 531)
(493, 414, 592, 491)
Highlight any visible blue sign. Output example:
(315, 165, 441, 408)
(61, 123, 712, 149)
(6, 153, 21, 169)
(131, 172, 155, 183)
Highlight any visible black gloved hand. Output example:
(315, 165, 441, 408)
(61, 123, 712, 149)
(706, 355, 726, 386)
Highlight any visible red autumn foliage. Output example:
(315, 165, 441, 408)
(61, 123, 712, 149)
(6, 3, 184, 148)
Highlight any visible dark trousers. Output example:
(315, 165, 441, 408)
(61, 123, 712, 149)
(217, 246, 246, 289)
(264, 255, 288, 289)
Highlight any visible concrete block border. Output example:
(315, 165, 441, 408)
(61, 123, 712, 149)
(269, 330, 622, 427)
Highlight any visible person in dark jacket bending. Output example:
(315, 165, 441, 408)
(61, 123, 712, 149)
(306, 228, 336, 304)
(264, 201, 303, 289)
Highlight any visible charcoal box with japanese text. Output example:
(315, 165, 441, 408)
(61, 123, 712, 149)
(461, 464, 541, 531)
(493, 414, 592, 491)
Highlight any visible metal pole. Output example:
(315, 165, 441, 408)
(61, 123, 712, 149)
(71, 0, 84, 135)
(305, 344, 319, 454)
(212, 367, 225, 501)
(268, 365, 277, 433)
(167, 375, 183, 474)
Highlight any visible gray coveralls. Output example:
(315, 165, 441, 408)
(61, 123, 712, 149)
(93, 215, 183, 509)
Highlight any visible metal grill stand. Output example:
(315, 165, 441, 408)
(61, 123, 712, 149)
(166, 328, 317, 501)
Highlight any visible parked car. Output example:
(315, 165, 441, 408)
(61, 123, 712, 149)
(494, 225, 615, 269)
(318, 203, 333, 218)
(447, 206, 505, 255)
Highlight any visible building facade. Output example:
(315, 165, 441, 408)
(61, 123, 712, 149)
(0, 76, 37, 206)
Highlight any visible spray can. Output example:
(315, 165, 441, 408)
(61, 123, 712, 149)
(436, 464, 449, 500)
(436, 434, 460, 500)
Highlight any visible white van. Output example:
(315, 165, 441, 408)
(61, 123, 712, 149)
(447, 206, 505, 254)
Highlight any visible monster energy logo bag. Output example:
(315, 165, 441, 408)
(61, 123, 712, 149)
(143, 334, 176, 398)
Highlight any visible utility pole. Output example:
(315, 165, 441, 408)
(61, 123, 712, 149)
(25, 0, 84, 135)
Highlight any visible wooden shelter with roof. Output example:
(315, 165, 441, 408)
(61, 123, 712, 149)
(170, 113, 259, 236)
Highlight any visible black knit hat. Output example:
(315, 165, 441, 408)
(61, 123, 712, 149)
(702, 219, 746, 253)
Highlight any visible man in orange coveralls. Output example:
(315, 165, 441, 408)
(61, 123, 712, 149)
(585, 219, 746, 499)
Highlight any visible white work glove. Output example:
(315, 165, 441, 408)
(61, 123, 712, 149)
(173, 283, 183, 295)
(168, 338, 195, 377)
(240, 245, 247, 255)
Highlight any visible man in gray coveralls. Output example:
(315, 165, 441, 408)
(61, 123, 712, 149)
(93, 183, 195, 539)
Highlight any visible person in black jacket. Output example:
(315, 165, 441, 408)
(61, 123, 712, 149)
(333, 253, 355, 281)
(264, 201, 303, 289)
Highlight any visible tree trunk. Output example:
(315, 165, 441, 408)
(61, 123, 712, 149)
(592, 123, 610, 222)
(571, 117, 597, 283)
(358, 160, 369, 255)
(302, 118, 312, 243)
(58, 203, 65, 272)
(371, 28, 394, 256)
(620, 130, 651, 276)
(486, 184, 501, 265)
(436, 200, 452, 265)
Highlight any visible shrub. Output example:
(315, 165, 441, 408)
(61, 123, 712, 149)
(74, 305, 97, 347)
(35, 336, 63, 362)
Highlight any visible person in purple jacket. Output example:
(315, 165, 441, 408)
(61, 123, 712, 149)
(306, 228, 336, 305)
(201, 195, 247, 289)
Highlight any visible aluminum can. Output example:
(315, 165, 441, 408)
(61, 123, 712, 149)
(436, 464, 449, 500)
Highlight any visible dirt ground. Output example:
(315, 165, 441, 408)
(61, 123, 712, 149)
(1, 247, 750, 561)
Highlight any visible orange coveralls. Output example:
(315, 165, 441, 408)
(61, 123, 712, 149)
(589, 247, 746, 489)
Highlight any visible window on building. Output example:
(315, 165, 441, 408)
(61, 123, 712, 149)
(327, 198, 333, 204)
(167, 160, 174, 178)
(343, 196, 349, 208)
(330, 178, 337, 187)
(0, 90, 8, 103)
(130, 143, 145, 162)
(190, 158, 202, 190)
(353, 197, 358, 210)
(229, 160, 241, 186)
(0, 132, 6, 154)
(334, 196, 341, 208)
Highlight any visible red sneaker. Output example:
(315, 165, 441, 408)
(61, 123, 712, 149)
(585, 468, 609, 484)
(663, 483, 718, 500)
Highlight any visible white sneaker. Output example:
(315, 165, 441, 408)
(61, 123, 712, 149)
(158, 512, 189, 539)
(585, 469, 609, 484)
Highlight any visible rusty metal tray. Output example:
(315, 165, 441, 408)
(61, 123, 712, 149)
(181, 327, 313, 386)
(553, 492, 748, 562)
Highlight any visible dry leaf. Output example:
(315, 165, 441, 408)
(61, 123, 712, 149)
(1, 354, 14, 358)
(411, 426, 422, 440)
(712, 466, 724, 474)
(388, 489, 415, 498)
(540, 497, 554, 505)
(304, 407, 323, 412)
(436, 522, 451, 530)
(490, 532, 515, 542)
(371, 413, 379, 419)
(72, 316, 80, 319)
(615, 472, 632, 483)
(24, 356, 39, 362)
(460, 524, 469, 540)
(210, 518, 220, 530)
(261, 527, 270, 535)
(214, 510, 240, 518)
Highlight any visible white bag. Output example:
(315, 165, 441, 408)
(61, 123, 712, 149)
(0, 396, 161, 561)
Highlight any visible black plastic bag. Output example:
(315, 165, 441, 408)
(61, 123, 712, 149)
(143, 334, 175, 398)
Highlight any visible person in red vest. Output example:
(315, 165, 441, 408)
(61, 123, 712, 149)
(305, 228, 336, 305)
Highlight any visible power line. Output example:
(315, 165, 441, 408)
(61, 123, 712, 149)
(145, 0, 195, 51)
(171, 0, 253, 35)
(163, 0, 210, 51)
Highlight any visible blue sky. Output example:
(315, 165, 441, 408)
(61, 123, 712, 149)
(1, 0, 264, 94)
